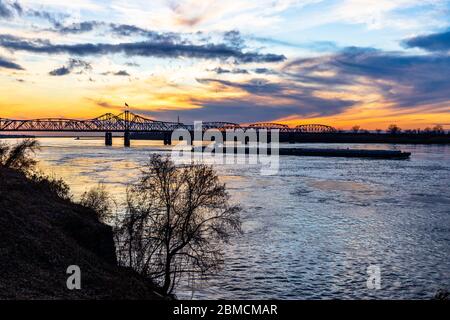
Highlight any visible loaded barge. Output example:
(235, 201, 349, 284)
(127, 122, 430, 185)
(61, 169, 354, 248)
(278, 148, 411, 159)
(191, 146, 411, 159)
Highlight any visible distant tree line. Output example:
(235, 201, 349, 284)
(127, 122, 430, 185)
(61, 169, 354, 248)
(347, 124, 448, 135)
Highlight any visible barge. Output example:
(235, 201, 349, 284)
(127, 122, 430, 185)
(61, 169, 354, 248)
(191, 146, 411, 159)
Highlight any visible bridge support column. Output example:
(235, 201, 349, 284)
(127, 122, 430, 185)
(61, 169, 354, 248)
(288, 133, 295, 144)
(105, 132, 112, 146)
(163, 132, 172, 145)
(124, 130, 131, 147)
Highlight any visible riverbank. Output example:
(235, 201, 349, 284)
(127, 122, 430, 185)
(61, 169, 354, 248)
(0, 167, 164, 299)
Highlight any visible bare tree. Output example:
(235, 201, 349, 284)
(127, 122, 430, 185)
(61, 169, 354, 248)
(115, 154, 242, 295)
(351, 125, 361, 133)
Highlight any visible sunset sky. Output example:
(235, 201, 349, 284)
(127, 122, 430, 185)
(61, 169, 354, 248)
(0, 0, 449, 129)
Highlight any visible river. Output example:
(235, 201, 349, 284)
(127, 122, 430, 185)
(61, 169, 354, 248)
(3, 137, 449, 299)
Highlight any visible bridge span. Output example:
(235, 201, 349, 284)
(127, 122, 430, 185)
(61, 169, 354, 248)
(0, 111, 337, 147)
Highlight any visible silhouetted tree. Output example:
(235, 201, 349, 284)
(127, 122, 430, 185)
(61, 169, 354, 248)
(351, 125, 361, 133)
(432, 125, 444, 134)
(115, 154, 242, 295)
(0, 139, 39, 172)
(387, 124, 401, 134)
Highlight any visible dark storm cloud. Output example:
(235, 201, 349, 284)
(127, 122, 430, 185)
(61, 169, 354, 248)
(145, 77, 355, 123)
(49, 66, 70, 76)
(26, 8, 69, 25)
(49, 58, 92, 76)
(197, 78, 285, 95)
(199, 78, 354, 113)
(109, 23, 145, 36)
(53, 21, 101, 34)
(145, 100, 302, 123)
(109, 23, 182, 43)
(145, 95, 353, 123)
(101, 70, 130, 76)
(154, 40, 450, 123)
(124, 62, 139, 67)
(0, 34, 286, 63)
(43, 22, 285, 63)
(50, 21, 183, 44)
(48, 20, 183, 43)
(223, 30, 245, 49)
(403, 29, 450, 52)
(283, 46, 450, 109)
(253, 68, 276, 74)
(0, 0, 22, 19)
(11, 0, 20, 14)
(113, 70, 130, 76)
(0, 55, 23, 70)
(48, 22, 245, 52)
(211, 67, 249, 74)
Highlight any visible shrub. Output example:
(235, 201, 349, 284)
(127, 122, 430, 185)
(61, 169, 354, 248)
(29, 171, 72, 201)
(79, 184, 116, 222)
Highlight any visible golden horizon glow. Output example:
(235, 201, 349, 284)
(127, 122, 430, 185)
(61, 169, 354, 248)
(2, 76, 450, 130)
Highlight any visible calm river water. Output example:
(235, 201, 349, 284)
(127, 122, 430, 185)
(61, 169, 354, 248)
(4, 137, 449, 299)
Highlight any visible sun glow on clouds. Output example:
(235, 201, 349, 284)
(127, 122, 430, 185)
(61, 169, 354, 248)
(0, 0, 450, 128)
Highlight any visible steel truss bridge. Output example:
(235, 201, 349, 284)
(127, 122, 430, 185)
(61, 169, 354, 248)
(0, 111, 337, 146)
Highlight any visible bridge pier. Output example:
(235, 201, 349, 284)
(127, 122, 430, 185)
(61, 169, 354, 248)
(163, 132, 172, 145)
(124, 130, 131, 147)
(288, 132, 295, 144)
(105, 132, 112, 146)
